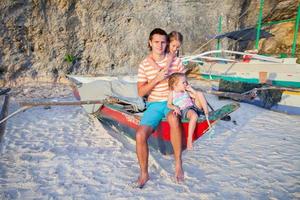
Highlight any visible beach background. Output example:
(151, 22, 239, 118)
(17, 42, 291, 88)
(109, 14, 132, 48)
(0, 79, 299, 199)
(0, 0, 299, 199)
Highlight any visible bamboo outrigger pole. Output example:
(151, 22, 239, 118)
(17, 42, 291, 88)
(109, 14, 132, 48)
(216, 15, 222, 57)
(255, 0, 264, 49)
(0, 97, 119, 125)
(19, 99, 118, 107)
(292, 3, 300, 57)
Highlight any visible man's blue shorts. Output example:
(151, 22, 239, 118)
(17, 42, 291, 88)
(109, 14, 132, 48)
(140, 101, 171, 130)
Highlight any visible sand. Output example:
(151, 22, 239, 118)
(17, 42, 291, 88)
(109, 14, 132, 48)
(0, 82, 299, 199)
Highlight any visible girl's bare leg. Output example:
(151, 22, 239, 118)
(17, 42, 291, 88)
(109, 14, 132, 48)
(195, 98, 203, 110)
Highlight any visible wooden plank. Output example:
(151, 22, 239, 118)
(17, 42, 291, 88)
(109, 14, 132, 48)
(0, 95, 9, 143)
(0, 88, 10, 96)
(19, 97, 119, 107)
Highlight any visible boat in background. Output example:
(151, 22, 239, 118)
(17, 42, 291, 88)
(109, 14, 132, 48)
(216, 79, 300, 115)
(181, 2, 300, 115)
(183, 50, 300, 88)
(182, 50, 300, 115)
(68, 75, 240, 155)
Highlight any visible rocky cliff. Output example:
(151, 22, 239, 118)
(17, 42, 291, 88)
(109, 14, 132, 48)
(239, 0, 300, 56)
(0, 0, 299, 85)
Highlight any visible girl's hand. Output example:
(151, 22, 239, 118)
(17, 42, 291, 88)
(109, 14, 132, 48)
(173, 107, 181, 116)
(167, 52, 176, 61)
(155, 67, 168, 82)
(186, 84, 195, 93)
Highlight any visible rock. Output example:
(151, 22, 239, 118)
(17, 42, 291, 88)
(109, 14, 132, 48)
(0, 0, 298, 84)
(240, 0, 299, 58)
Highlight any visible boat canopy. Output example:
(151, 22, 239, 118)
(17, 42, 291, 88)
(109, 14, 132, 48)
(215, 28, 273, 41)
(68, 75, 145, 113)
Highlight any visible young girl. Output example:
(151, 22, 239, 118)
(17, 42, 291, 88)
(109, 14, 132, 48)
(167, 73, 210, 150)
(167, 31, 183, 56)
(147, 31, 183, 71)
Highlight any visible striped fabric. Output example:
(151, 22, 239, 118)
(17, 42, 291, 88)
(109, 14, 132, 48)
(138, 56, 184, 102)
(172, 91, 194, 110)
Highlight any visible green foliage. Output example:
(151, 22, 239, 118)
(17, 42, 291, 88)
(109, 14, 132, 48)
(279, 53, 288, 58)
(64, 54, 76, 64)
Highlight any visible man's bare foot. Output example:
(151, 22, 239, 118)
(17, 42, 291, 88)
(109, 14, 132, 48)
(134, 174, 149, 189)
(175, 164, 184, 183)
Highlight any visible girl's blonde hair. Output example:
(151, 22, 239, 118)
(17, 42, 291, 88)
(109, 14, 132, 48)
(168, 31, 183, 43)
(167, 31, 183, 55)
(168, 72, 186, 90)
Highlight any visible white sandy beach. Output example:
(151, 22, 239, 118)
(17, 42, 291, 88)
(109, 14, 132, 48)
(0, 81, 300, 199)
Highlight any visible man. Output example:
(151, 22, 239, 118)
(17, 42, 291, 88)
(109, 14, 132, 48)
(136, 28, 185, 188)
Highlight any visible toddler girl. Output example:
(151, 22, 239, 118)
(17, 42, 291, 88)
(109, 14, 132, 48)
(167, 73, 210, 150)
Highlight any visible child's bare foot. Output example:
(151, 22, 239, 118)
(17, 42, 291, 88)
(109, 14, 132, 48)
(187, 140, 193, 150)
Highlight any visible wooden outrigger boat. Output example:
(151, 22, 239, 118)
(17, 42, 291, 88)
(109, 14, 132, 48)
(68, 75, 240, 155)
(215, 79, 300, 115)
(181, 2, 300, 115)
(183, 50, 300, 115)
(94, 102, 239, 155)
(183, 50, 300, 88)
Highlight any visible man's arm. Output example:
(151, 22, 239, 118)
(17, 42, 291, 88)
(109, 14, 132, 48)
(137, 68, 168, 97)
(137, 81, 158, 97)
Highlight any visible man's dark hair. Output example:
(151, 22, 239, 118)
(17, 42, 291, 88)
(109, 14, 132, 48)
(148, 28, 168, 51)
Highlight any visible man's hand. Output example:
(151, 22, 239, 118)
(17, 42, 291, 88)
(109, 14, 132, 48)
(154, 67, 168, 83)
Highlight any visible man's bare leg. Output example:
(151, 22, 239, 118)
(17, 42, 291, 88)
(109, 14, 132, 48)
(135, 125, 153, 187)
(167, 112, 184, 182)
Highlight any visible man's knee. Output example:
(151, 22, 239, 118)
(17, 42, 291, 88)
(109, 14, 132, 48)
(167, 112, 180, 125)
(136, 126, 152, 143)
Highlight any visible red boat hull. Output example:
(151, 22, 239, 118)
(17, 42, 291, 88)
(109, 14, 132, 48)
(98, 105, 213, 155)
